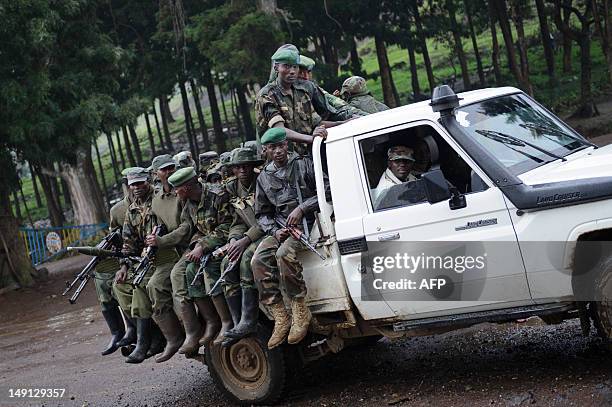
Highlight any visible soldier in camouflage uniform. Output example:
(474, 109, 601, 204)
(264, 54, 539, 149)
(113, 168, 186, 363)
(198, 151, 219, 181)
(339, 76, 389, 114)
(168, 167, 234, 347)
(255, 46, 352, 156)
(219, 148, 266, 347)
(252, 127, 330, 349)
(96, 167, 136, 355)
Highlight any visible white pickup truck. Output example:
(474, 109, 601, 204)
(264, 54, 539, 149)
(204, 86, 612, 404)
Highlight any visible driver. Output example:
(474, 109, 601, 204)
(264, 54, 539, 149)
(372, 145, 417, 208)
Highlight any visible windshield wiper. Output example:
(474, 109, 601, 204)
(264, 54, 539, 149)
(519, 123, 598, 149)
(475, 129, 566, 162)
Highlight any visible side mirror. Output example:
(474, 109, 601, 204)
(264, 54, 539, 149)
(422, 169, 451, 204)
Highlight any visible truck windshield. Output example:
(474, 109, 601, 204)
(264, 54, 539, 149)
(456, 94, 589, 175)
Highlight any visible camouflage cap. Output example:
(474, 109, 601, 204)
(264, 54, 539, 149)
(173, 151, 196, 169)
(387, 145, 415, 162)
(220, 151, 233, 166)
(260, 127, 286, 145)
(151, 154, 176, 171)
(168, 166, 197, 188)
(126, 167, 150, 185)
(198, 151, 219, 166)
(341, 76, 368, 96)
(242, 140, 259, 153)
(121, 167, 138, 178)
(271, 48, 300, 65)
(298, 55, 316, 71)
(229, 147, 264, 166)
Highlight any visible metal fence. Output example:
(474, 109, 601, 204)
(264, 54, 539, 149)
(19, 223, 108, 266)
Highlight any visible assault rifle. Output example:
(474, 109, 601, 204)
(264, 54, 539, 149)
(275, 217, 325, 260)
(190, 252, 212, 286)
(62, 228, 123, 304)
(132, 224, 167, 287)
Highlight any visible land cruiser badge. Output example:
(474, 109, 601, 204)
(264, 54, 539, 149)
(455, 218, 498, 231)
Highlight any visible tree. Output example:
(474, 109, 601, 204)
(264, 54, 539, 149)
(593, 0, 612, 82)
(464, 0, 486, 86)
(446, 0, 471, 90)
(535, 0, 556, 81)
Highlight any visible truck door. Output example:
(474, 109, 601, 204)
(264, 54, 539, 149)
(356, 120, 532, 320)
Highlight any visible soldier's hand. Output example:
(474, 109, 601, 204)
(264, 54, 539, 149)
(274, 228, 290, 243)
(115, 265, 128, 284)
(312, 125, 328, 140)
(145, 234, 159, 247)
(188, 244, 204, 262)
(286, 206, 304, 227)
(227, 236, 250, 262)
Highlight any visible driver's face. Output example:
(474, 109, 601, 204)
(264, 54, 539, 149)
(388, 159, 414, 182)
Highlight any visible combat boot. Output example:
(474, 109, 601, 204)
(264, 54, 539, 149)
(267, 302, 291, 349)
(212, 294, 234, 345)
(101, 306, 125, 356)
(287, 298, 312, 345)
(224, 288, 259, 347)
(195, 297, 221, 347)
(125, 318, 152, 364)
(116, 313, 136, 347)
(153, 310, 185, 363)
(147, 322, 166, 358)
(177, 302, 203, 356)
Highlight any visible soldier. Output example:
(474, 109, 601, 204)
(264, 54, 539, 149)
(198, 151, 219, 180)
(220, 148, 266, 347)
(174, 151, 196, 170)
(97, 167, 136, 355)
(168, 167, 234, 347)
(255, 45, 352, 156)
(338, 76, 389, 114)
(251, 127, 329, 348)
(113, 168, 185, 363)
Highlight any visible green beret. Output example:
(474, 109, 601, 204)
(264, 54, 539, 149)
(168, 166, 197, 188)
(260, 127, 287, 145)
(271, 48, 300, 65)
(298, 55, 316, 71)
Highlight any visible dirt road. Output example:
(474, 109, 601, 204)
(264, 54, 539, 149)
(1, 258, 611, 407)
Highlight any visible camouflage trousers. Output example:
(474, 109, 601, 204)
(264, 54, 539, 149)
(251, 235, 306, 306)
(185, 256, 223, 298)
(113, 249, 179, 318)
(220, 238, 261, 298)
(94, 258, 120, 312)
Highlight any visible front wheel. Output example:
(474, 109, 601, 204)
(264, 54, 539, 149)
(205, 322, 290, 405)
(591, 255, 612, 340)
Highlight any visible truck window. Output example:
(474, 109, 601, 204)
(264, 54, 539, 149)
(358, 124, 487, 212)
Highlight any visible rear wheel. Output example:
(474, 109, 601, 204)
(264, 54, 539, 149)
(205, 322, 290, 405)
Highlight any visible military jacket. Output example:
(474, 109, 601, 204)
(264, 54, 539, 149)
(347, 93, 389, 114)
(109, 196, 131, 230)
(225, 176, 264, 243)
(122, 189, 160, 257)
(180, 181, 232, 253)
(255, 154, 330, 236)
(152, 186, 189, 251)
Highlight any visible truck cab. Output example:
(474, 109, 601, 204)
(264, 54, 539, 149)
(206, 86, 612, 405)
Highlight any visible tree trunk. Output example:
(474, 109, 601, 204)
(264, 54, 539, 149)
(11, 190, 21, 221)
(160, 94, 175, 123)
(406, 39, 422, 100)
(412, 1, 436, 91)
(127, 123, 143, 165)
(575, 31, 598, 117)
(61, 147, 108, 225)
(493, 0, 529, 92)
(114, 130, 126, 168)
(203, 68, 225, 151)
(511, 1, 533, 95)
(144, 113, 156, 157)
(465, 0, 485, 86)
(18, 181, 34, 226)
(28, 161, 42, 208)
(60, 175, 72, 209)
(158, 97, 174, 151)
(447, 0, 471, 90)
(535, 0, 556, 80)
(217, 75, 229, 125)
(122, 126, 137, 167)
(350, 37, 364, 76)
(93, 141, 109, 210)
(237, 84, 255, 141)
(374, 33, 399, 108)
(104, 132, 120, 182)
(152, 103, 165, 151)
(34, 164, 64, 226)
(178, 79, 198, 159)
(593, 0, 612, 82)
(562, 0, 573, 73)
(190, 79, 210, 151)
(488, 0, 503, 85)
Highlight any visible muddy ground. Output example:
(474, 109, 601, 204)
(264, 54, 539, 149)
(1, 255, 611, 407)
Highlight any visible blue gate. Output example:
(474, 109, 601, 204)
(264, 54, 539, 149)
(19, 223, 108, 266)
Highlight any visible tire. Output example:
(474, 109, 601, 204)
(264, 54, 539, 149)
(205, 322, 290, 405)
(590, 255, 612, 340)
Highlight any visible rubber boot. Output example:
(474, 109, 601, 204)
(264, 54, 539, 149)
(267, 302, 291, 349)
(225, 291, 242, 326)
(125, 318, 152, 364)
(147, 322, 166, 358)
(116, 313, 136, 347)
(287, 298, 312, 345)
(224, 289, 259, 346)
(153, 311, 185, 363)
(212, 294, 234, 345)
(178, 302, 203, 356)
(195, 297, 221, 347)
(101, 306, 126, 356)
